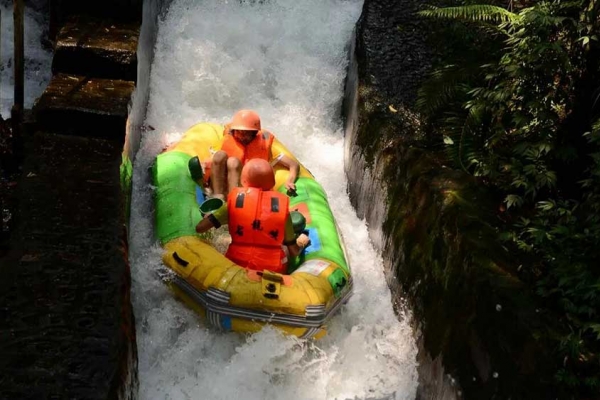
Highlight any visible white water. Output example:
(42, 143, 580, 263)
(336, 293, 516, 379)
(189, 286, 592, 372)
(129, 1, 418, 399)
(0, 2, 51, 118)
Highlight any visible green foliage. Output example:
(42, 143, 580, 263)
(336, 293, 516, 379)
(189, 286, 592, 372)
(420, 4, 517, 24)
(418, 0, 600, 395)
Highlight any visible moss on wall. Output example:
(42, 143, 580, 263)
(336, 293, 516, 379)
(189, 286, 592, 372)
(347, 0, 572, 397)
(350, 79, 564, 398)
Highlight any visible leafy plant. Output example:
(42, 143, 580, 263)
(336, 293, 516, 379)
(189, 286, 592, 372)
(418, 0, 600, 395)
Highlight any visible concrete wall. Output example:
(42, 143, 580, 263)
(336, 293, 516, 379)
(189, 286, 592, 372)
(344, 0, 556, 399)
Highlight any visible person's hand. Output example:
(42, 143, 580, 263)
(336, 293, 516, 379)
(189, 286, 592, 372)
(296, 233, 310, 249)
(284, 179, 296, 191)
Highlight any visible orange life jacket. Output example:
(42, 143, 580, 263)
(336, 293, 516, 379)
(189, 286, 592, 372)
(220, 125, 274, 164)
(225, 187, 289, 273)
(202, 126, 274, 185)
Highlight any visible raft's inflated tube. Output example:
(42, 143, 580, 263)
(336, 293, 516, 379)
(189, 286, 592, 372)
(152, 151, 204, 244)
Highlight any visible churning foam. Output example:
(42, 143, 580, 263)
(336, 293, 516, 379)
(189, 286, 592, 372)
(129, 1, 418, 399)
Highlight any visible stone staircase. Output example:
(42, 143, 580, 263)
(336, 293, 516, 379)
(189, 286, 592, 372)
(0, 13, 139, 400)
(35, 16, 138, 137)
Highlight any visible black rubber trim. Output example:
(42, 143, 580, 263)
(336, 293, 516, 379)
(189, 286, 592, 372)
(173, 252, 189, 267)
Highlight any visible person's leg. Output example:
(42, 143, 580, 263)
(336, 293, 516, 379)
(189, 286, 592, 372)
(226, 157, 243, 195)
(210, 151, 228, 198)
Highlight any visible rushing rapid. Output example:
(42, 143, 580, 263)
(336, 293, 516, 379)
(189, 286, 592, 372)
(129, 1, 418, 399)
(0, 2, 51, 118)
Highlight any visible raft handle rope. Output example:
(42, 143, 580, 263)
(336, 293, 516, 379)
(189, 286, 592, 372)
(171, 275, 353, 328)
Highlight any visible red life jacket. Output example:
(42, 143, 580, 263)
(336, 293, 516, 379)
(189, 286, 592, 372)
(225, 187, 289, 273)
(220, 126, 274, 164)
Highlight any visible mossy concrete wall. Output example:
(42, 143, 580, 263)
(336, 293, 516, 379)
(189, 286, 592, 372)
(125, 0, 173, 159)
(345, 0, 558, 398)
(122, 0, 173, 221)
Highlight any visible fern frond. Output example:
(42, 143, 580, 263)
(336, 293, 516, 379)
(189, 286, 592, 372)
(521, 8, 573, 28)
(555, 0, 586, 11)
(416, 65, 476, 116)
(419, 5, 517, 25)
(438, 105, 488, 175)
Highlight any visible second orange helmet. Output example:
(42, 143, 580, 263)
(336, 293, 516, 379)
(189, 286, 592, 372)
(241, 159, 275, 190)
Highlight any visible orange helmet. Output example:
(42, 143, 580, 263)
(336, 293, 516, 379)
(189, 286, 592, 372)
(230, 109, 261, 131)
(241, 159, 275, 190)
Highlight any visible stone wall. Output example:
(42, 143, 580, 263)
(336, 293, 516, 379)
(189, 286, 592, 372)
(0, 0, 164, 397)
(122, 0, 173, 221)
(345, 0, 558, 398)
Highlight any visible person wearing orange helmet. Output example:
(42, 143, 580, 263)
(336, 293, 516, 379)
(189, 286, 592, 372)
(196, 159, 310, 273)
(209, 109, 300, 199)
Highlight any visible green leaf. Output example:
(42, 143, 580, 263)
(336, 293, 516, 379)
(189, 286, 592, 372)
(505, 194, 523, 209)
(537, 200, 555, 211)
(418, 5, 517, 25)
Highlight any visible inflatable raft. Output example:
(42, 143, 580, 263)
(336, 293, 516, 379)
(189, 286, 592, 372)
(152, 122, 352, 339)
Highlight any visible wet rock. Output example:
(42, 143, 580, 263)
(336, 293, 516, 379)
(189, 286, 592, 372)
(33, 73, 134, 142)
(52, 16, 140, 81)
(355, 0, 432, 107)
(347, 0, 557, 399)
(1, 4, 141, 398)
(0, 132, 137, 399)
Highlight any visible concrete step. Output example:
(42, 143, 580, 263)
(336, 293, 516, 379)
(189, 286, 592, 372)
(0, 131, 136, 399)
(33, 73, 134, 142)
(52, 16, 140, 81)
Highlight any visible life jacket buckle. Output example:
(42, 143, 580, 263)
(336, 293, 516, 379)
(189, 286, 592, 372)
(260, 270, 282, 299)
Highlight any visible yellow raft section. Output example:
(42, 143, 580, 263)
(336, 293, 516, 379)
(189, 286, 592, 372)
(160, 122, 350, 339)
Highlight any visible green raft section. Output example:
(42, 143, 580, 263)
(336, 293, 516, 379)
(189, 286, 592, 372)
(281, 178, 349, 274)
(152, 150, 348, 275)
(152, 151, 203, 245)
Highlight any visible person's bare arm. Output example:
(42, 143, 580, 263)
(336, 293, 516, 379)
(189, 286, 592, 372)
(276, 154, 300, 191)
(287, 233, 310, 258)
(196, 207, 226, 233)
(195, 216, 216, 233)
(196, 199, 227, 233)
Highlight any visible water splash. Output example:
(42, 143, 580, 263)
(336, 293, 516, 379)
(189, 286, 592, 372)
(129, 1, 418, 399)
(0, 2, 51, 118)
